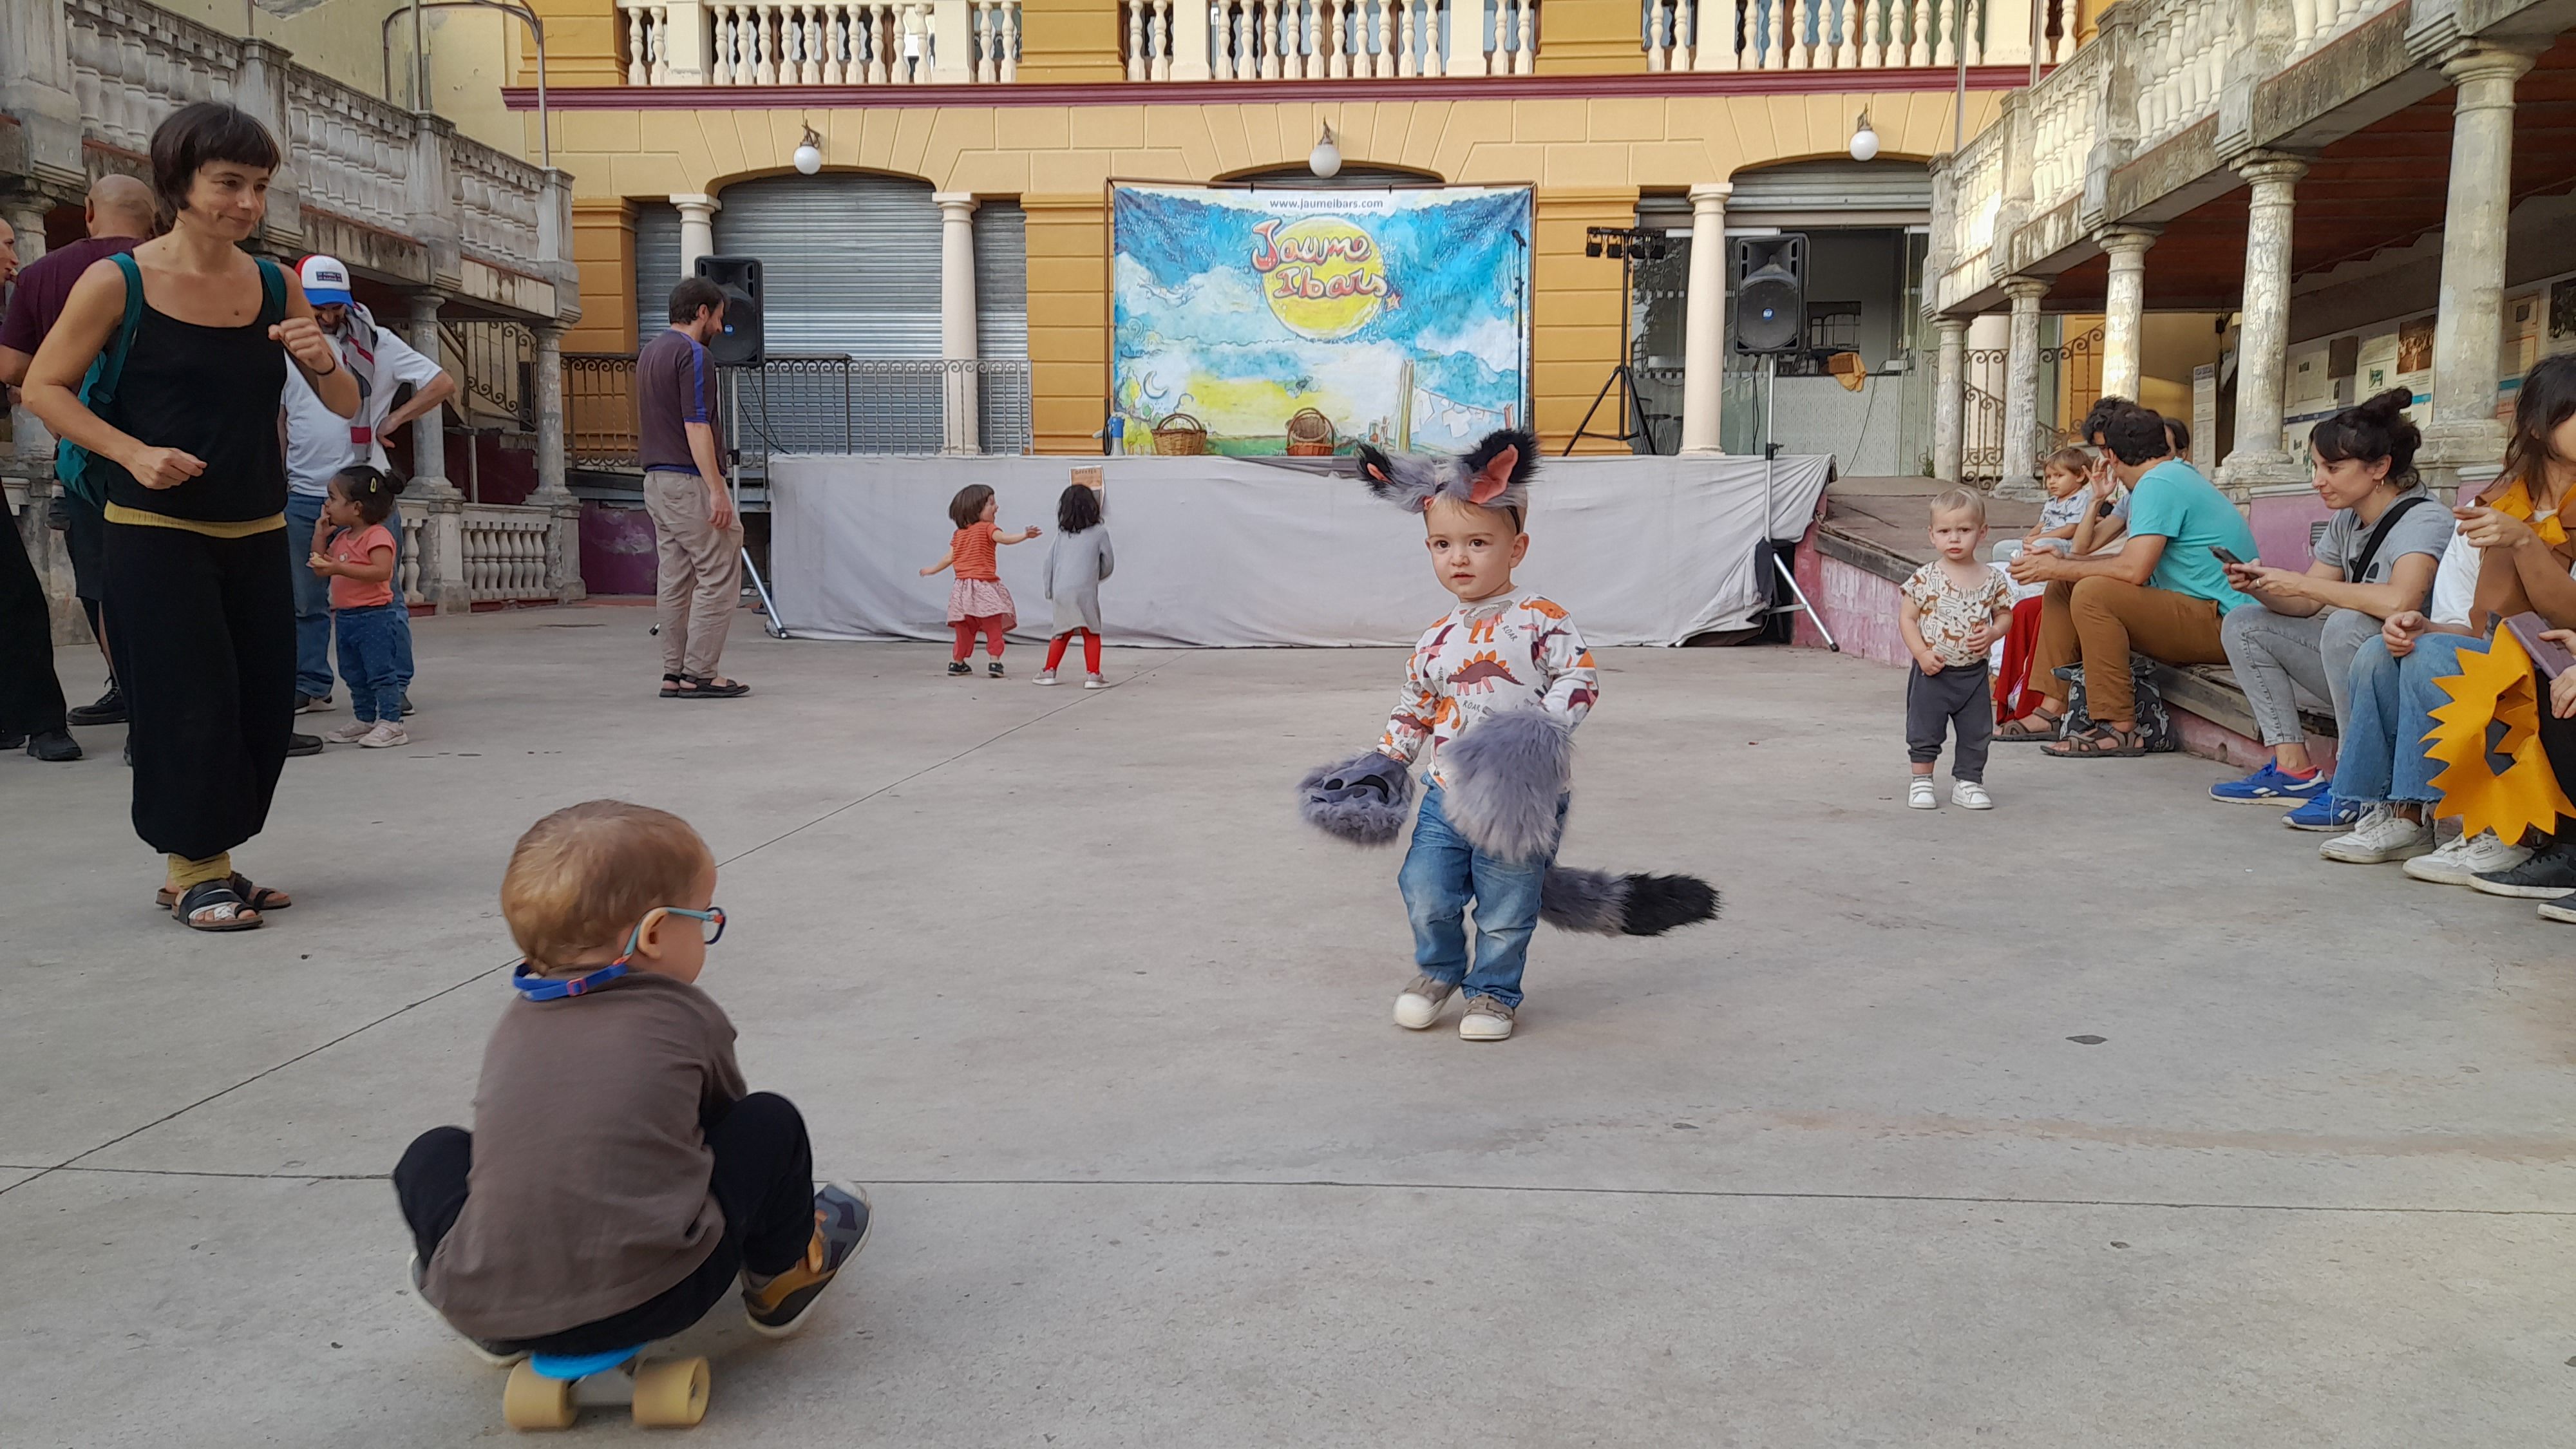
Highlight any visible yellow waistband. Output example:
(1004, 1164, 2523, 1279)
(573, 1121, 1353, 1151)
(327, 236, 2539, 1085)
(104, 505, 287, 538)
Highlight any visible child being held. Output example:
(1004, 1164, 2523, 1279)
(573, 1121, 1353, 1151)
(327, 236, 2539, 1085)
(2022, 447, 2105, 556)
(1900, 490, 2014, 811)
(308, 465, 409, 748)
(1037, 482, 1114, 689)
(395, 800, 870, 1361)
(921, 484, 1041, 677)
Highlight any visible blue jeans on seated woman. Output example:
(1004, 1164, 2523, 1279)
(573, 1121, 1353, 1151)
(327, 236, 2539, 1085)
(2333, 632, 2482, 804)
(1399, 782, 1562, 1010)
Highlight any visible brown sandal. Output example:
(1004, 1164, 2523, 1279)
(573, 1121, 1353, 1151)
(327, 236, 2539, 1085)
(1994, 712, 2063, 743)
(156, 873, 292, 913)
(2044, 723, 2149, 758)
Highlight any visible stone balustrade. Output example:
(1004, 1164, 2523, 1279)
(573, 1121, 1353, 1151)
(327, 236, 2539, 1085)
(459, 506, 557, 602)
(619, 0, 1022, 84)
(1645, 0, 2072, 73)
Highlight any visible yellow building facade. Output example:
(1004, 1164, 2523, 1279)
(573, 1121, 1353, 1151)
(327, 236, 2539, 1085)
(511, 0, 2022, 456)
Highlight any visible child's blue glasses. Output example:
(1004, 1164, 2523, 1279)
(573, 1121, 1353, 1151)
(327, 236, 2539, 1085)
(511, 905, 727, 1001)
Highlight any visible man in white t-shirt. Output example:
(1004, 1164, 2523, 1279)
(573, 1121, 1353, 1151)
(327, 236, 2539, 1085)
(283, 256, 455, 714)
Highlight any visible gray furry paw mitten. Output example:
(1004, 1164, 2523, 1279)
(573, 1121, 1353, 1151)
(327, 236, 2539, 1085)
(1298, 750, 1416, 846)
(1436, 710, 1573, 864)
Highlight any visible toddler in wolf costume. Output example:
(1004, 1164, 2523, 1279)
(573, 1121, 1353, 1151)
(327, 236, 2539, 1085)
(1297, 428, 1718, 1041)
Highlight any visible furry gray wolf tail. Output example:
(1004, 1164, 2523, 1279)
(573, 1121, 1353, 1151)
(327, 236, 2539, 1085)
(1298, 713, 1719, 937)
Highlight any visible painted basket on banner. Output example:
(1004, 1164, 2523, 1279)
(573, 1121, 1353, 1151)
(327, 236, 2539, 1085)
(1284, 408, 1337, 457)
(1151, 412, 1208, 456)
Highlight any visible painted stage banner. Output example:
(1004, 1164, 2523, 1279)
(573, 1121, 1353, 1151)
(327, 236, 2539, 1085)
(1110, 184, 1533, 456)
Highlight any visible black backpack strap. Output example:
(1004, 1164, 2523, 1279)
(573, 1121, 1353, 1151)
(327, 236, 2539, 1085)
(2347, 495, 2433, 584)
(254, 256, 289, 327)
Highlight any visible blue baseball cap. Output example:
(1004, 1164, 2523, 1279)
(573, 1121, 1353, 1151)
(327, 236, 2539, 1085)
(298, 254, 355, 307)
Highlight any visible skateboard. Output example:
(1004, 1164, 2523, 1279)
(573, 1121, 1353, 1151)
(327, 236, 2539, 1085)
(502, 1344, 709, 1430)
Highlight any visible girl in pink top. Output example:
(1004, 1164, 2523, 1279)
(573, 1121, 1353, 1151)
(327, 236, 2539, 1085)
(307, 465, 410, 747)
(919, 483, 1039, 677)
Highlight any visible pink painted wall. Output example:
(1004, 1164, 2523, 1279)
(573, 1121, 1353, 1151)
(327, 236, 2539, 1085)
(2246, 492, 2332, 571)
(580, 502, 660, 596)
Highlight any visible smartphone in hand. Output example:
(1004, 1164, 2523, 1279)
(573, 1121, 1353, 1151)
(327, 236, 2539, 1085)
(2210, 545, 2246, 568)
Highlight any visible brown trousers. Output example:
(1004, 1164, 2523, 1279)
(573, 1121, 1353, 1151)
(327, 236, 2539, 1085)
(644, 472, 744, 679)
(2029, 576, 2228, 723)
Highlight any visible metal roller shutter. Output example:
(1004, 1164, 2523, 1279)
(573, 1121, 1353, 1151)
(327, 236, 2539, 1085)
(712, 175, 941, 357)
(632, 200, 681, 347)
(1723, 160, 1933, 226)
(974, 200, 1027, 361)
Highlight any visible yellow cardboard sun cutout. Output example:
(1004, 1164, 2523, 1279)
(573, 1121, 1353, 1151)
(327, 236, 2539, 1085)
(2424, 630, 2576, 842)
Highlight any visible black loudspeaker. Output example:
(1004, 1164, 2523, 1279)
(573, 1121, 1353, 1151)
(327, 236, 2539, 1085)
(1731, 234, 1807, 355)
(695, 254, 764, 365)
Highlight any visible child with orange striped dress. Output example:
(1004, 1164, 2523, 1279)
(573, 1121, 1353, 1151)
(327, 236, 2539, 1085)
(920, 484, 1040, 677)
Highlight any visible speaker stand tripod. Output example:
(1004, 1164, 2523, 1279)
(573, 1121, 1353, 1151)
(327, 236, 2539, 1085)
(1755, 353, 1837, 651)
(725, 366, 790, 640)
(1564, 361, 1660, 457)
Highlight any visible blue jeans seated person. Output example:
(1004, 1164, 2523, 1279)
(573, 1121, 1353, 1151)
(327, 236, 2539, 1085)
(290, 491, 412, 705)
(2316, 632, 2480, 864)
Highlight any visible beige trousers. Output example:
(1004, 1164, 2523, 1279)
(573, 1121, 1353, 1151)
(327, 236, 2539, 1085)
(643, 472, 743, 679)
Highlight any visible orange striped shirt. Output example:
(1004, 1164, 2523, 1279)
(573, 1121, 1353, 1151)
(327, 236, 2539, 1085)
(951, 522, 1000, 581)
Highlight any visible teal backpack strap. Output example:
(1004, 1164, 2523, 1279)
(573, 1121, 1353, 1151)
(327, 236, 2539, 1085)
(255, 256, 288, 327)
(56, 252, 147, 505)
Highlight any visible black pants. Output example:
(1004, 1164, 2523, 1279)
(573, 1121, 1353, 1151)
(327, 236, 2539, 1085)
(393, 1092, 816, 1356)
(0, 515, 68, 736)
(1906, 661, 1993, 782)
(102, 522, 295, 861)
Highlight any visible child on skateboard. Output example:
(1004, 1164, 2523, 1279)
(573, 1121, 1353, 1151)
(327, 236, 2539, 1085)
(393, 800, 869, 1362)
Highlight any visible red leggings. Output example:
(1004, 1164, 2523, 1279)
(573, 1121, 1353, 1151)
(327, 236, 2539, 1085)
(951, 615, 1007, 661)
(1043, 629, 1103, 674)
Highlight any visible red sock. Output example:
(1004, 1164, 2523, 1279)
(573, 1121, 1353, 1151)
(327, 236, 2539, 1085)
(1082, 630, 1102, 674)
(1044, 634, 1070, 671)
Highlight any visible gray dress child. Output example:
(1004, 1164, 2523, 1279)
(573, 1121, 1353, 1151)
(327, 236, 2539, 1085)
(1043, 525, 1115, 636)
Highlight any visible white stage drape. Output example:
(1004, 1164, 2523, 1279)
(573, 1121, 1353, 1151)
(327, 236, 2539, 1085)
(768, 453, 1834, 648)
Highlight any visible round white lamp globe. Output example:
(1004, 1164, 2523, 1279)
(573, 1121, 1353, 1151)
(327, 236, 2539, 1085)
(1848, 118, 1880, 162)
(1309, 125, 1341, 179)
(794, 141, 822, 175)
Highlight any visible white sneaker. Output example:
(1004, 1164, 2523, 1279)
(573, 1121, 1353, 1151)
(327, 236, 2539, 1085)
(1084, 674, 1106, 690)
(1458, 995, 1516, 1041)
(1951, 780, 1993, 810)
(359, 721, 409, 749)
(2402, 829, 2532, 886)
(2318, 804, 2433, 864)
(1394, 974, 1459, 1030)
(1907, 777, 1938, 810)
(319, 720, 372, 744)
(1033, 670, 1058, 686)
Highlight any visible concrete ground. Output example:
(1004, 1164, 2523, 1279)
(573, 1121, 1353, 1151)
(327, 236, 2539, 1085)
(5, 605, 2575, 1448)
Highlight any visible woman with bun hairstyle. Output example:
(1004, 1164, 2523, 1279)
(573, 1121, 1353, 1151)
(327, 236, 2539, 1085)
(2319, 357, 2576, 882)
(2210, 388, 2450, 822)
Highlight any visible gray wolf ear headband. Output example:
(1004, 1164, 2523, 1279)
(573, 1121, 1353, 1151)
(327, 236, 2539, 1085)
(1354, 428, 1539, 522)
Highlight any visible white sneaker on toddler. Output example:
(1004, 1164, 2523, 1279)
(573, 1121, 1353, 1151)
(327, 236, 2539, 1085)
(1952, 780, 1993, 810)
(320, 721, 372, 744)
(1033, 669, 1058, 686)
(359, 721, 409, 748)
(1907, 777, 1938, 810)
(1084, 674, 1106, 689)
(1459, 996, 1515, 1041)
(1394, 974, 1458, 1030)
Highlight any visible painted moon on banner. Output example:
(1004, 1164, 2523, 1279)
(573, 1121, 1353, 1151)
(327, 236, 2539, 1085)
(1261, 217, 1387, 341)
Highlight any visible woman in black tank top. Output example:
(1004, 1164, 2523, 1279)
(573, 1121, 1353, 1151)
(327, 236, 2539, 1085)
(23, 102, 358, 931)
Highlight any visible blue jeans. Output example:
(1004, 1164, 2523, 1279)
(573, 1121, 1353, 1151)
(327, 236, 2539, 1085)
(289, 493, 413, 699)
(334, 602, 407, 723)
(1398, 783, 1560, 1010)
(2336, 632, 2481, 804)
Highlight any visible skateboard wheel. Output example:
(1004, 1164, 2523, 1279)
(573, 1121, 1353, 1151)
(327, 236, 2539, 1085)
(502, 1361, 578, 1431)
(631, 1356, 710, 1428)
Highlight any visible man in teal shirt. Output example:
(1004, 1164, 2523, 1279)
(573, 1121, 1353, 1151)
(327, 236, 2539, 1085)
(2002, 405, 2257, 756)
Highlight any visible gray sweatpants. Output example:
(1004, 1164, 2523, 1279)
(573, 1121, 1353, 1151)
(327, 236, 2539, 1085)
(2219, 605, 2378, 746)
(1906, 661, 1993, 782)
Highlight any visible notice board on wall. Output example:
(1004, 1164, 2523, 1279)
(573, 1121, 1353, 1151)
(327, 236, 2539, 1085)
(1109, 184, 1533, 457)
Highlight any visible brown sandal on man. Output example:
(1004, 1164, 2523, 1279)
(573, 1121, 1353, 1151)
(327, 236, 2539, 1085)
(2043, 723, 2150, 758)
(674, 672, 751, 699)
(155, 873, 292, 913)
(1994, 712, 2063, 743)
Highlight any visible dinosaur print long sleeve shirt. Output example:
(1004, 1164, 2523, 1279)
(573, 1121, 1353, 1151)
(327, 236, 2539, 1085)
(1378, 591, 1598, 787)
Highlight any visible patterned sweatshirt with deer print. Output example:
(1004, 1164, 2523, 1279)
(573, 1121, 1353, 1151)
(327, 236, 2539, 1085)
(1378, 591, 1598, 787)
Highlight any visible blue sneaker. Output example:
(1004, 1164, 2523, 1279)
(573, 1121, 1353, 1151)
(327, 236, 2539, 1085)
(2210, 762, 2330, 804)
(2284, 793, 2365, 831)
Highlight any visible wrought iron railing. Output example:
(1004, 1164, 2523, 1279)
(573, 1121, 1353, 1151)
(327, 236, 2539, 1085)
(560, 353, 1034, 468)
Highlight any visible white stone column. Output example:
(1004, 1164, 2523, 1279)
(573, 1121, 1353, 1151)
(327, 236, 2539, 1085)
(406, 292, 469, 615)
(2417, 46, 2537, 489)
(937, 192, 981, 455)
(6, 195, 53, 468)
(531, 321, 585, 602)
(2219, 151, 2310, 489)
(1933, 316, 1969, 483)
(672, 192, 721, 275)
(2096, 226, 2158, 406)
(1998, 277, 2050, 500)
(1173, 0, 1214, 78)
(1678, 181, 1732, 453)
